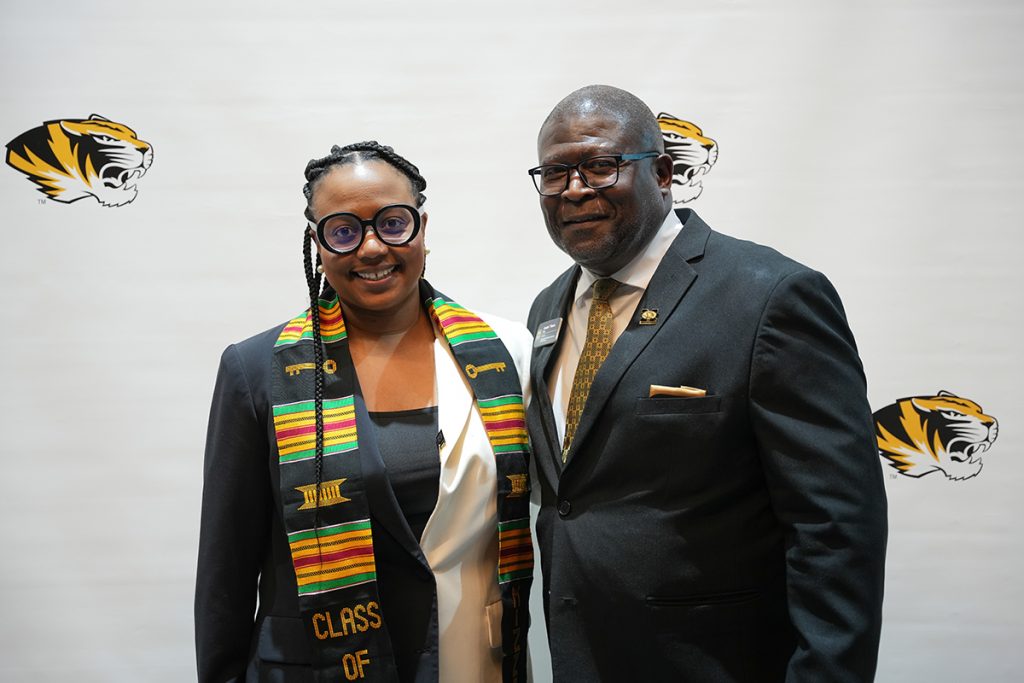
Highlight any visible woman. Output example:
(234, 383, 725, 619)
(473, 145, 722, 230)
(195, 142, 533, 682)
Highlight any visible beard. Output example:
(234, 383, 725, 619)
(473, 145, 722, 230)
(547, 209, 665, 276)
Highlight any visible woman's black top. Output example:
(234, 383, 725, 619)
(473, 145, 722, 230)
(368, 406, 441, 541)
(368, 406, 441, 682)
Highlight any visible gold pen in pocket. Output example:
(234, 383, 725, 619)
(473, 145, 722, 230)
(649, 384, 707, 398)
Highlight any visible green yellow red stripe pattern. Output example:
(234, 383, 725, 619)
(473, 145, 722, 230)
(429, 296, 498, 346)
(497, 517, 533, 583)
(288, 519, 376, 595)
(275, 296, 347, 347)
(428, 293, 534, 587)
(477, 394, 529, 455)
(272, 397, 357, 464)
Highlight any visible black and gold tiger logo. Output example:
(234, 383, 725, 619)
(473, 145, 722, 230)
(657, 112, 718, 204)
(874, 391, 998, 481)
(6, 114, 153, 206)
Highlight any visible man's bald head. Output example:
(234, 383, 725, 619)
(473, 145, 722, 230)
(539, 85, 664, 154)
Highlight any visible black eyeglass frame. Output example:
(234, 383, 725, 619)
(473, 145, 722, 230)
(309, 203, 423, 255)
(527, 152, 660, 196)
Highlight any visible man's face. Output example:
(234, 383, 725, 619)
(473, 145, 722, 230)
(536, 112, 672, 276)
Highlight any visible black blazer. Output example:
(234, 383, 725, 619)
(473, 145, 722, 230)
(195, 325, 440, 682)
(526, 209, 887, 682)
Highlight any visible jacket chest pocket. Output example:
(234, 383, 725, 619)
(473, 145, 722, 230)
(622, 395, 730, 482)
(635, 395, 721, 416)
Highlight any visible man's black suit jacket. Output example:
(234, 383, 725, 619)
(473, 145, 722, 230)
(526, 209, 887, 682)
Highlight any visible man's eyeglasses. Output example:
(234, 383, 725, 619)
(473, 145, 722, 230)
(527, 152, 659, 196)
(310, 204, 422, 255)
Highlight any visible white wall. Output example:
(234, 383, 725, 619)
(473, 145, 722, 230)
(1, 1, 1021, 680)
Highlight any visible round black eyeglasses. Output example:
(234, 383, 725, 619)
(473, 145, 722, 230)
(310, 204, 422, 255)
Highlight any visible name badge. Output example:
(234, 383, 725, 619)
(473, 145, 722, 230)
(533, 318, 563, 347)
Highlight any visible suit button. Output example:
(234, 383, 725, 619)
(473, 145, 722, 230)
(557, 500, 571, 517)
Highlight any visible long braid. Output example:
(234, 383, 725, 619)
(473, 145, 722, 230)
(302, 230, 326, 538)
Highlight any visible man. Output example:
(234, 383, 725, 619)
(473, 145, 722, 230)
(525, 85, 887, 682)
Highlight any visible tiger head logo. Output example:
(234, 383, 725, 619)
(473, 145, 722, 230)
(657, 113, 718, 204)
(6, 115, 153, 206)
(874, 391, 998, 480)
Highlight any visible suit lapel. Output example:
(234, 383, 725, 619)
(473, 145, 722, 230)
(564, 210, 711, 468)
(530, 267, 579, 480)
(420, 334, 474, 551)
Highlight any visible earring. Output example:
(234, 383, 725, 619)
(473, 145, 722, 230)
(316, 264, 324, 274)
(424, 248, 431, 256)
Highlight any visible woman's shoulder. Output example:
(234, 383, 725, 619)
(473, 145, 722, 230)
(470, 311, 532, 387)
(476, 312, 531, 354)
(213, 322, 290, 398)
(226, 322, 289, 362)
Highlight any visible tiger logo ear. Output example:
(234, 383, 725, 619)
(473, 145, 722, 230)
(5, 115, 153, 206)
(874, 391, 998, 481)
(656, 112, 718, 204)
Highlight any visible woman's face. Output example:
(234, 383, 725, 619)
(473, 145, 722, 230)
(309, 160, 427, 321)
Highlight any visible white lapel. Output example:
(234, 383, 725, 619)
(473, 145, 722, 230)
(432, 334, 473, 477)
(418, 317, 505, 682)
(419, 331, 473, 550)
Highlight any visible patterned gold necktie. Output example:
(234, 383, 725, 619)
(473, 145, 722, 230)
(562, 277, 620, 462)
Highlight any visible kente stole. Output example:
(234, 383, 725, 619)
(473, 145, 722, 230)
(270, 282, 533, 682)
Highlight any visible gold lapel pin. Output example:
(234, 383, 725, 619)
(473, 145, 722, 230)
(639, 308, 659, 325)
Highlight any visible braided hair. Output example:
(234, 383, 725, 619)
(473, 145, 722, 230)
(303, 140, 427, 220)
(300, 141, 428, 529)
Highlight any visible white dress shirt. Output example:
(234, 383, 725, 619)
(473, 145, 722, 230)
(548, 210, 684, 445)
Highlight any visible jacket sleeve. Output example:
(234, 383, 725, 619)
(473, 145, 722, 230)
(195, 344, 272, 682)
(748, 269, 887, 683)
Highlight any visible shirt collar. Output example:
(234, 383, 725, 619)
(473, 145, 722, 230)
(573, 209, 683, 306)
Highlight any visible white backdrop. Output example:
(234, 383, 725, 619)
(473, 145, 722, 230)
(1, 1, 1022, 681)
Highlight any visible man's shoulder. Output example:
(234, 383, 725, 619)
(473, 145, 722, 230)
(689, 211, 814, 283)
(693, 217, 852, 319)
(708, 229, 808, 274)
(670, 210, 840, 312)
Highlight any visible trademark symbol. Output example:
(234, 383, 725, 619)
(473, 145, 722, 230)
(37, 198, 45, 205)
